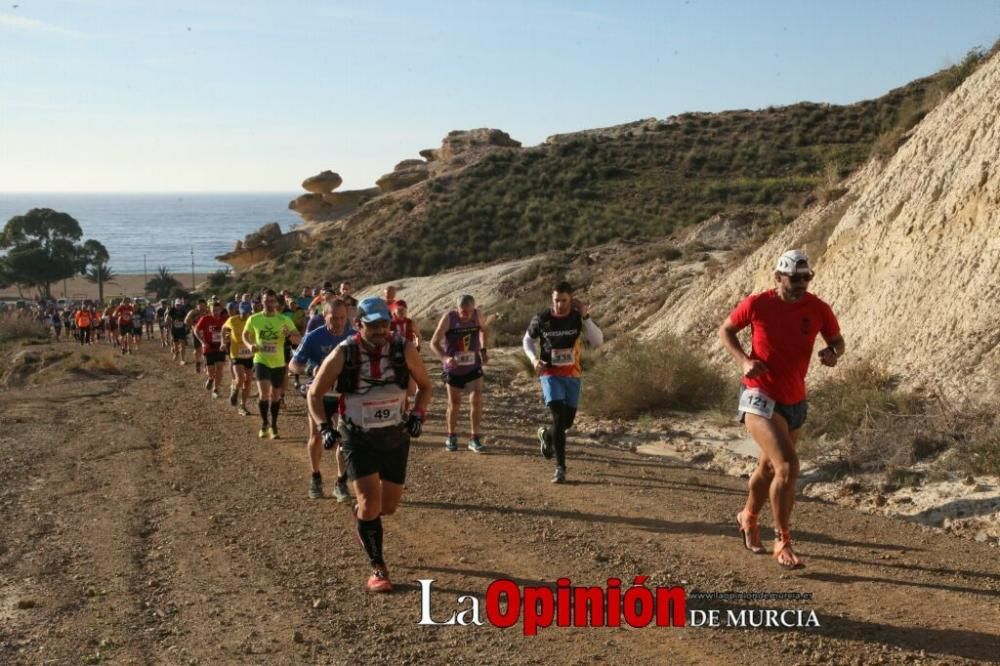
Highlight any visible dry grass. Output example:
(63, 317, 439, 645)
(582, 333, 727, 418)
(803, 360, 1000, 478)
(0, 317, 49, 344)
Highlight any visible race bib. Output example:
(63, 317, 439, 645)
(237, 347, 253, 359)
(454, 351, 477, 366)
(261, 342, 277, 354)
(361, 399, 401, 429)
(550, 348, 575, 367)
(211, 331, 222, 344)
(738, 388, 776, 419)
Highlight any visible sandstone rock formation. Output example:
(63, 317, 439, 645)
(425, 128, 521, 162)
(288, 170, 379, 225)
(651, 52, 1000, 401)
(216, 222, 305, 272)
(301, 170, 343, 194)
(376, 161, 429, 193)
(284, 129, 522, 226)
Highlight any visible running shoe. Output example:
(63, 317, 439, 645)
(552, 466, 566, 484)
(366, 566, 393, 594)
(211, 390, 220, 400)
(205, 378, 214, 391)
(468, 436, 484, 454)
(308, 474, 323, 499)
(269, 428, 280, 440)
(445, 435, 458, 452)
(237, 406, 249, 417)
(229, 388, 238, 406)
(332, 479, 350, 503)
(258, 426, 270, 439)
(538, 427, 553, 459)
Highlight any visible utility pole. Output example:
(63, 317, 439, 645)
(190, 247, 196, 291)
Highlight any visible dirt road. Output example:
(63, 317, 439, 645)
(1, 341, 998, 664)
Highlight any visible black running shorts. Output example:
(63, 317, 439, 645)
(253, 363, 286, 388)
(231, 357, 253, 369)
(442, 367, 484, 389)
(171, 327, 187, 342)
(204, 351, 227, 365)
(737, 385, 808, 431)
(339, 424, 410, 485)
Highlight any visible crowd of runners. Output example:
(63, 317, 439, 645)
(22, 248, 842, 587)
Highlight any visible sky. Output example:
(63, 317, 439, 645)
(1, 0, 998, 193)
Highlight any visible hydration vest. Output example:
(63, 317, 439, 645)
(336, 335, 410, 394)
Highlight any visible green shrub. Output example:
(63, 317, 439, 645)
(583, 334, 727, 418)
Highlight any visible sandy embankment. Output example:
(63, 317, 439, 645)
(0, 274, 211, 302)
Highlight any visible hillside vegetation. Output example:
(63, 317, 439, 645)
(231, 46, 993, 290)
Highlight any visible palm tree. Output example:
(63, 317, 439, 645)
(85, 263, 117, 304)
(146, 265, 180, 299)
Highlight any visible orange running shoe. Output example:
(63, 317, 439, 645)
(366, 566, 392, 593)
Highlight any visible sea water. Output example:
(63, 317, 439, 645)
(0, 193, 300, 275)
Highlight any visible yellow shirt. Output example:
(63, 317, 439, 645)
(226, 315, 251, 359)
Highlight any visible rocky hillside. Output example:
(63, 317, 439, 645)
(217, 49, 992, 288)
(652, 50, 1000, 401)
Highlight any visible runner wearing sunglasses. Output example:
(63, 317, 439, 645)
(718, 250, 845, 569)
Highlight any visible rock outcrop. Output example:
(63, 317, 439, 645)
(216, 223, 305, 272)
(651, 52, 1000, 401)
(288, 171, 380, 225)
(283, 129, 522, 227)
(376, 161, 429, 193)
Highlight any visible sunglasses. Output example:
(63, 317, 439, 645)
(782, 272, 814, 284)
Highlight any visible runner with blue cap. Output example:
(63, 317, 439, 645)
(307, 296, 432, 593)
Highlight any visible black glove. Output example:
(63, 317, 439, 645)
(406, 409, 425, 438)
(319, 422, 341, 450)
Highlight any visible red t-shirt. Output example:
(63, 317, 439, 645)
(728, 290, 840, 404)
(194, 314, 228, 354)
(114, 304, 134, 325)
(391, 316, 418, 343)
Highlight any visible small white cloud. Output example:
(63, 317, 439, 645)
(0, 13, 86, 38)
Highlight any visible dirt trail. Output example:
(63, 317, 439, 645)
(1, 342, 998, 665)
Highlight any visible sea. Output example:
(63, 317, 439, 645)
(0, 193, 301, 275)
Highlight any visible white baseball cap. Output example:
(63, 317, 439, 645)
(775, 250, 811, 274)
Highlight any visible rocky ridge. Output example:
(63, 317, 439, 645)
(649, 51, 1000, 402)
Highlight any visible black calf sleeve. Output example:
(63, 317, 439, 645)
(356, 516, 385, 566)
(258, 400, 269, 425)
(549, 401, 568, 468)
(269, 401, 280, 428)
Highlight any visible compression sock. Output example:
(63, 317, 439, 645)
(549, 402, 568, 468)
(356, 516, 385, 566)
(270, 401, 280, 429)
(258, 400, 269, 425)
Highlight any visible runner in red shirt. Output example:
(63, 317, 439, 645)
(719, 250, 845, 569)
(113, 297, 137, 355)
(391, 299, 420, 406)
(194, 299, 230, 400)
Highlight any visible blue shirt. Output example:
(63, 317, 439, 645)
(292, 325, 355, 370)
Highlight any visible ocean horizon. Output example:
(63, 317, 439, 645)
(0, 192, 302, 275)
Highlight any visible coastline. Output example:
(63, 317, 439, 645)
(0, 273, 212, 302)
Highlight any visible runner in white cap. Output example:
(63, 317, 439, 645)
(719, 249, 845, 569)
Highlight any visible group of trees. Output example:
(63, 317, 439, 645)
(0, 208, 115, 301)
(0, 207, 179, 302)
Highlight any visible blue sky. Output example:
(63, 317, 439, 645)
(1, 1, 997, 192)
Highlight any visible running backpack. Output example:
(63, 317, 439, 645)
(336, 337, 409, 393)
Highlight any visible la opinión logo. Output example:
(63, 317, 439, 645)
(417, 577, 686, 636)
